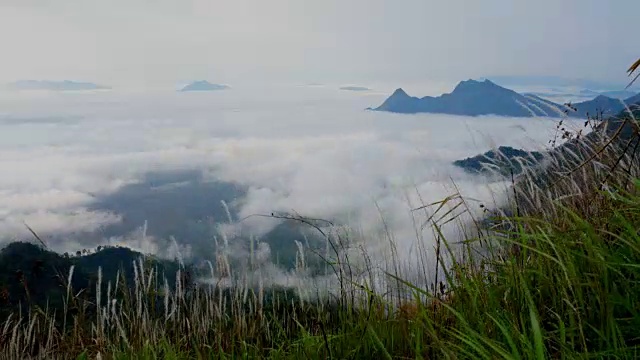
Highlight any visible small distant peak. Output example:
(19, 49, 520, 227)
(180, 80, 229, 92)
(391, 88, 409, 97)
(190, 80, 211, 86)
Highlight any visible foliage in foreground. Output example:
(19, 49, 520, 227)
(0, 177, 639, 359)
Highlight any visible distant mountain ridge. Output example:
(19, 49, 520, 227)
(372, 79, 640, 118)
(8, 80, 110, 91)
(340, 86, 371, 92)
(372, 80, 566, 117)
(579, 89, 637, 100)
(180, 80, 229, 92)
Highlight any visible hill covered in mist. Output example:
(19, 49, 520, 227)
(0, 241, 186, 317)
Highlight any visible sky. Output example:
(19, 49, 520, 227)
(0, 0, 638, 88)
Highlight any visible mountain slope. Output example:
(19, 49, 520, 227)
(453, 146, 545, 176)
(625, 93, 640, 108)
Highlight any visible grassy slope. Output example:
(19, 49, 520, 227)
(5, 177, 634, 360)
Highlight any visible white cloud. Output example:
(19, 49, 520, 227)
(1, 210, 121, 243)
(0, 87, 584, 289)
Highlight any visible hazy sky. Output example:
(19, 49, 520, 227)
(1, 0, 638, 87)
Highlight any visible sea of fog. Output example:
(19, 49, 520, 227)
(0, 84, 585, 291)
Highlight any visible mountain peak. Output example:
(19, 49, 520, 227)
(452, 79, 503, 93)
(391, 88, 409, 97)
